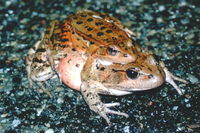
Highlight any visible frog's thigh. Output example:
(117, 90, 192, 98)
(80, 80, 128, 125)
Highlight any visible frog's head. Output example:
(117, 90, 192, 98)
(102, 53, 166, 95)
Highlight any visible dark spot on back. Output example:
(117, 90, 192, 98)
(95, 22, 103, 26)
(76, 64, 80, 67)
(61, 38, 69, 42)
(97, 32, 104, 36)
(87, 18, 93, 22)
(87, 27, 93, 31)
(106, 30, 112, 33)
(100, 26, 106, 30)
(76, 21, 83, 24)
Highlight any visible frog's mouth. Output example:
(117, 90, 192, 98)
(106, 73, 165, 96)
(108, 76, 165, 96)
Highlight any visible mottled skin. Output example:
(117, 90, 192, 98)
(67, 11, 137, 62)
(26, 11, 188, 125)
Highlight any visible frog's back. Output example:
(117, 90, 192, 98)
(67, 11, 134, 53)
(44, 20, 88, 58)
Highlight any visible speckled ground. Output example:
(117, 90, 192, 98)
(0, 0, 199, 132)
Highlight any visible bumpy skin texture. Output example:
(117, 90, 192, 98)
(26, 11, 188, 125)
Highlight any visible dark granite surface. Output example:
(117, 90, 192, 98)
(0, 0, 199, 132)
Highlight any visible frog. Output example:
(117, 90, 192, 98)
(26, 11, 188, 125)
(26, 10, 138, 93)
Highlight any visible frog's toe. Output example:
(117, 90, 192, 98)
(96, 102, 128, 125)
(104, 102, 128, 117)
(105, 102, 120, 107)
(105, 107, 129, 118)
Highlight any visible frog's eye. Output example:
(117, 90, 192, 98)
(126, 68, 139, 79)
(107, 47, 118, 56)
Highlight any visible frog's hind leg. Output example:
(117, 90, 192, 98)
(81, 80, 128, 126)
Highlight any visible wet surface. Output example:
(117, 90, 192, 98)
(0, 0, 199, 132)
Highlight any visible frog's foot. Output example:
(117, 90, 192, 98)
(96, 102, 128, 126)
(81, 81, 128, 126)
(160, 61, 188, 95)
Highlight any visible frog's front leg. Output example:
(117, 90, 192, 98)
(80, 80, 128, 126)
(26, 40, 57, 97)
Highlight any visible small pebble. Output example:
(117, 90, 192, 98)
(12, 119, 21, 128)
(45, 129, 54, 133)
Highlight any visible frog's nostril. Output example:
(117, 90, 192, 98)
(148, 74, 153, 79)
(123, 54, 128, 57)
(126, 68, 139, 79)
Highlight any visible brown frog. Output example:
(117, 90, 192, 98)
(26, 11, 188, 125)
